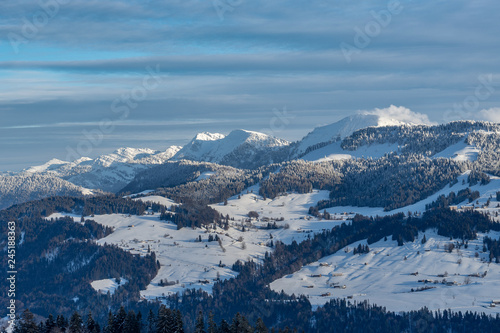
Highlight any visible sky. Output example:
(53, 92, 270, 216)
(1, 0, 500, 171)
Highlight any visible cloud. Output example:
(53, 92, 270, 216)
(365, 105, 435, 125)
(476, 108, 500, 123)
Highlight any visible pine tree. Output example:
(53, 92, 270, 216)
(175, 310, 184, 333)
(218, 320, 231, 333)
(254, 318, 268, 333)
(86, 312, 97, 333)
(207, 313, 217, 333)
(147, 309, 157, 333)
(195, 311, 205, 333)
(57, 314, 68, 332)
(45, 314, 56, 333)
(421, 234, 427, 244)
(16, 310, 38, 333)
(69, 312, 83, 333)
(113, 307, 127, 332)
(165, 309, 177, 333)
(105, 311, 115, 333)
(122, 311, 138, 333)
(156, 306, 168, 333)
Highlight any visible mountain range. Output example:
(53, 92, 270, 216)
(1, 112, 499, 210)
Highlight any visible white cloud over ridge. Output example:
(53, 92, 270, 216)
(364, 105, 435, 126)
(476, 108, 500, 123)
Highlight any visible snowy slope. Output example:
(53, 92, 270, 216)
(91, 278, 129, 295)
(173, 129, 289, 167)
(46, 187, 347, 299)
(0, 173, 95, 210)
(323, 171, 500, 219)
(432, 140, 481, 162)
(270, 230, 500, 314)
(21, 146, 182, 193)
(301, 142, 399, 162)
(293, 113, 410, 158)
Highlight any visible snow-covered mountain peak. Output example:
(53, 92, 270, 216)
(294, 110, 425, 157)
(173, 129, 289, 166)
(24, 158, 70, 174)
(226, 129, 290, 147)
(193, 132, 226, 142)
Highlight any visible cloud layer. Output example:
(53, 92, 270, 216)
(1, 0, 500, 170)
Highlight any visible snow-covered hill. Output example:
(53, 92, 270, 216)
(173, 129, 290, 169)
(292, 111, 419, 160)
(22, 146, 181, 193)
(0, 173, 95, 210)
(270, 230, 500, 314)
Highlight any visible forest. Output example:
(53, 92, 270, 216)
(3, 187, 500, 332)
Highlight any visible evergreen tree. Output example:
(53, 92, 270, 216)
(207, 313, 217, 333)
(174, 310, 184, 333)
(105, 311, 115, 333)
(254, 318, 268, 333)
(122, 310, 139, 333)
(421, 234, 427, 244)
(16, 310, 38, 333)
(86, 312, 97, 333)
(45, 314, 56, 333)
(113, 307, 127, 332)
(165, 309, 177, 333)
(69, 312, 83, 333)
(218, 320, 231, 333)
(147, 309, 157, 333)
(56, 315, 68, 332)
(195, 311, 206, 333)
(156, 306, 168, 333)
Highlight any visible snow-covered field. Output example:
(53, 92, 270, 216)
(301, 142, 399, 163)
(134, 195, 179, 208)
(270, 230, 500, 314)
(433, 140, 481, 162)
(47, 188, 346, 301)
(91, 278, 129, 295)
(46, 176, 500, 312)
(325, 171, 500, 220)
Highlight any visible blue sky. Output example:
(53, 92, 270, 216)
(1, 0, 500, 171)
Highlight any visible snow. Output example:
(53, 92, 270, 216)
(173, 129, 289, 163)
(295, 113, 408, 157)
(433, 140, 481, 161)
(44, 180, 500, 312)
(24, 158, 69, 173)
(196, 172, 215, 181)
(324, 171, 500, 218)
(15, 145, 182, 193)
(270, 230, 500, 314)
(125, 190, 155, 198)
(91, 278, 129, 295)
(301, 142, 399, 162)
(47, 187, 346, 300)
(134, 195, 179, 208)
